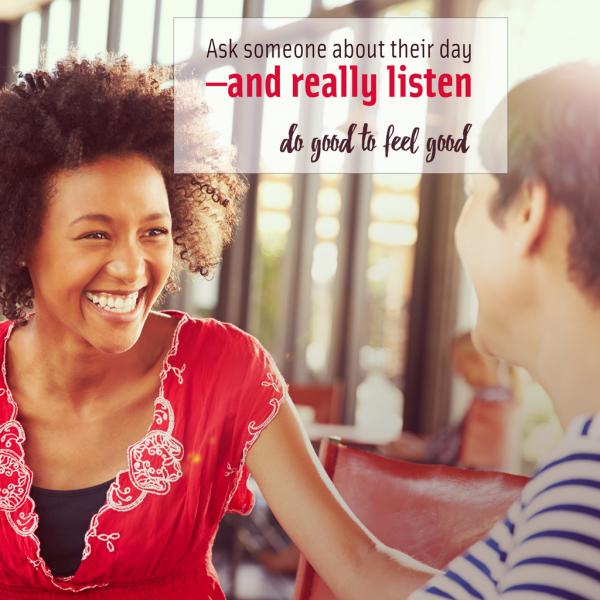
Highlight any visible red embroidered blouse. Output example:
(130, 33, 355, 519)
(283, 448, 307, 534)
(0, 310, 288, 599)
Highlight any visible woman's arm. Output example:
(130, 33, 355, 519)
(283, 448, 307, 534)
(246, 399, 439, 600)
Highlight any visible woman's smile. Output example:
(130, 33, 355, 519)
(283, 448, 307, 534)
(83, 286, 148, 323)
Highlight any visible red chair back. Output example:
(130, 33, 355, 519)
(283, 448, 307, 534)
(288, 383, 343, 424)
(293, 438, 528, 600)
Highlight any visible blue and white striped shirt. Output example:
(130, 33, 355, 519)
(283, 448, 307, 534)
(411, 413, 600, 599)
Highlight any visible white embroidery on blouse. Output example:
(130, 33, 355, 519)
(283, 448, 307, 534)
(97, 532, 120, 553)
(0, 420, 38, 537)
(0, 313, 189, 593)
(224, 360, 287, 513)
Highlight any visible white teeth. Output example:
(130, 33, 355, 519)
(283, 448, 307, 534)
(84, 290, 142, 314)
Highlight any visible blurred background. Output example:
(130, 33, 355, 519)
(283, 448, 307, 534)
(1, 0, 600, 597)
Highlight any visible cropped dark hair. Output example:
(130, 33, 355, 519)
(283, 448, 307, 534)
(481, 62, 600, 300)
(0, 53, 247, 321)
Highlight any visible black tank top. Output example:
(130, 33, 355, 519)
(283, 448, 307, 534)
(30, 479, 115, 577)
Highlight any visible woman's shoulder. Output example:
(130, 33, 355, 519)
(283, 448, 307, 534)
(564, 412, 600, 441)
(158, 310, 267, 361)
(0, 318, 16, 352)
(521, 412, 600, 506)
(161, 312, 285, 409)
(533, 412, 600, 472)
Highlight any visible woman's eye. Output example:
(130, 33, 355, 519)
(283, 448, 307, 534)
(147, 227, 170, 237)
(81, 232, 108, 240)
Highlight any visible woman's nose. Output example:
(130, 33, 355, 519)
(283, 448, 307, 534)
(106, 241, 146, 285)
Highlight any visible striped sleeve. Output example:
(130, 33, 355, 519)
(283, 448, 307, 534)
(409, 500, 520, 599)
(411, 413, 600, 599)
(496, 415, 600, 599)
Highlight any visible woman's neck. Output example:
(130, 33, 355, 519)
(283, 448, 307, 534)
(7, 312, 160, 409)
(527, 291, 600, 428)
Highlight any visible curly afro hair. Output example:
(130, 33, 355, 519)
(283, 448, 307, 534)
(0, 53, 247, 321)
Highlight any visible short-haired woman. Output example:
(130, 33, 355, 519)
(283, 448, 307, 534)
(412, 62, 600, 599)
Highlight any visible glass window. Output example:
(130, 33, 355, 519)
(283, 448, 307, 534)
(361, 174, 420, 390)
(19, 11, 42, 72)
(480, 0, 600, 87)
(157, 0, 197, 65)
(202, 0, 244, 17)
(78, 0, 110, 58)
(263, 0, 311, 28)
(198, 0, 244, 52)
(46, 0, 71, 68)
(249, 175, 294, 354)
(249, 49, 302, 353)
(120, 0, 156, 67)
(186, 267, 221, 318)
(305, 174, 342, 378)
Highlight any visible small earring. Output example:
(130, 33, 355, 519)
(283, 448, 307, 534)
(19, 260, 26, 267)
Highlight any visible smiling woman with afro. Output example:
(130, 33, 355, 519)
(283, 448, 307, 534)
(0, 53, 436, 599)
(0, 54, 246, 321)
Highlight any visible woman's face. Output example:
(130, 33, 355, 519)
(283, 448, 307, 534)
(27, 153, 173, 354)
(455, 174, 536, 364)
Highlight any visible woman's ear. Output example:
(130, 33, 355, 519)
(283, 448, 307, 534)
(511, 178, 549, 257)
